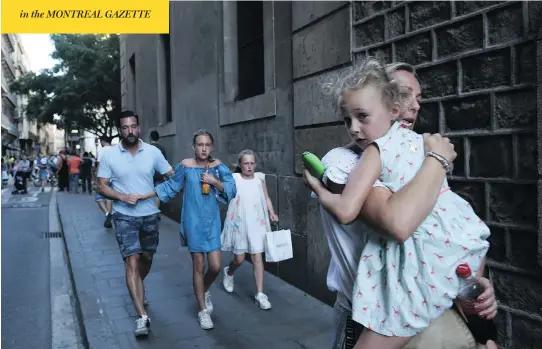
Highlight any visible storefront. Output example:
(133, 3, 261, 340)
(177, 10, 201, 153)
(1, 125, 20, 158)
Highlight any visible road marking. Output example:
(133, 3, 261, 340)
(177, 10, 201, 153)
(2, 186, 54, 202)
(49, 191, 85, 349)
(21, 197, 39, 203)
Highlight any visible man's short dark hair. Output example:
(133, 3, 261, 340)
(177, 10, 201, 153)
(150, 130, 160, 142)
(99, 135, 112, 143)
(83, 152, 89, 157)
(117, 110, 139, 128)
(385, 62, 418, 79)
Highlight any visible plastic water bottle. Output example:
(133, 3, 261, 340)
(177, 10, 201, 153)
(456, 263, 484, 303)
(201, 165, 211, 195)
(302, 151, 326, 180)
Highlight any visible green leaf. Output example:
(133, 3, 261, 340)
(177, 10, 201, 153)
(9, 34, 121, 138)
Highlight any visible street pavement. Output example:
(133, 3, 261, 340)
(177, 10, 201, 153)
(1, 184, 54, 349)
(57, 193, 334, 349)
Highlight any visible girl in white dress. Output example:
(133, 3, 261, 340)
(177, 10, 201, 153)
(304, 58, 491, 349)
(221, 150, 279, 310)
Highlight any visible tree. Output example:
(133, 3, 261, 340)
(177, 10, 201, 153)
(10, 34, 121, 139)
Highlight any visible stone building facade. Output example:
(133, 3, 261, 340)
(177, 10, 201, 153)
(1, 34, 20, 156)
(1, 34, 36, 157)
(120, 2, 541, 347)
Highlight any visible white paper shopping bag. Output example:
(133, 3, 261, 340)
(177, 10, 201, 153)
(264, 229, 293, 262)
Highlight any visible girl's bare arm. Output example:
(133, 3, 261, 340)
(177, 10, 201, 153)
(262, 179, 277, 216)
(312, 144, 381, 225)
(360, 156, 447, 241)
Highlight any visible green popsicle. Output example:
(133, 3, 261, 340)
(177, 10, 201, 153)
(302, 151, 326, 180)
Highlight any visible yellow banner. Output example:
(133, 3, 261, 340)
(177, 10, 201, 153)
(2, 0, 169, 34)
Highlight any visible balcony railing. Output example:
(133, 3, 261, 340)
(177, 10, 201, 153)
(1, 46, 16, 79)
(1, 114, 19, 137)
(1, 73, 9, 92)
(5, 34, 16, 52)
(8, 123, 19, 137)
(1, 88, 17, 108)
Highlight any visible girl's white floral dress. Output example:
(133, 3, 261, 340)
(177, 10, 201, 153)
(222, 172, 271, 255)
(351, 121, 490, 337)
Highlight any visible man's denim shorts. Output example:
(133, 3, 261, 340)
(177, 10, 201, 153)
(112, 212, 161, 258)
(95, 181, 113, 201)
(39, 169, 48, 181)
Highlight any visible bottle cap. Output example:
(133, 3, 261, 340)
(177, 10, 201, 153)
(456, 263, 472, 278)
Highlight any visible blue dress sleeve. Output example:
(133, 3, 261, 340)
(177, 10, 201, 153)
(155, 163, 185, 203)
(215, 163, 236, 204)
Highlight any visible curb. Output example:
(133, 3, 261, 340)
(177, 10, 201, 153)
(55, 194, 90, 349)
(56, 194, 122, 349)
(49, 191, 88, 349)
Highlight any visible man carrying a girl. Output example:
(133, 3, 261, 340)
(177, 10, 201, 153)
(304, 60, 498, 349)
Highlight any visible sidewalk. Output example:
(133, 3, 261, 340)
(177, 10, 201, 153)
(57, 192, 334, 349)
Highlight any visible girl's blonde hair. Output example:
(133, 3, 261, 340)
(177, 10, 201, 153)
(322, 57, 404, 116)
(234, 149, 257, 173)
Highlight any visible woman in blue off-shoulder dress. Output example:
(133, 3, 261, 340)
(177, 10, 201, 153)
(142, 129, 236, 330)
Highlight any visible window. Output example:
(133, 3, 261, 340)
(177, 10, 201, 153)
(128, 54, 136, 109)
(159, 34, 172, 123)
(236, 1, 265, 100)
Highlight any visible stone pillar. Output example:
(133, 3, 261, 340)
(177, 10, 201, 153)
(222, 1, 238, 102)
(119, 35, 128, 110)
(537, 30, 542, 267)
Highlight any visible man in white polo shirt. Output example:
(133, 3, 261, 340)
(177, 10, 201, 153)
(97, 110, 173, 337)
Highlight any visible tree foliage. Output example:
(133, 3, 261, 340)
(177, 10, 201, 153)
(10, 34, 121, 138)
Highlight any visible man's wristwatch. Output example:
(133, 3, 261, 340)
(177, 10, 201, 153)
(425, 151, 452, 174)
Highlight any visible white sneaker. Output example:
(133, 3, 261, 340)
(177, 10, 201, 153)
(223, 266, 234, 293)
(205, 291, 213, 314)
(255, 292, 272, 310)
(198, 309, 214, 330)
(134, 316, 151, 337)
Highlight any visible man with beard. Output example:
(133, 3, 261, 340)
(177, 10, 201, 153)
(96, 110, 173, 337)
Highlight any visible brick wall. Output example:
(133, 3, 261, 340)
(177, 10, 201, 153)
(347, 1, 541, 347)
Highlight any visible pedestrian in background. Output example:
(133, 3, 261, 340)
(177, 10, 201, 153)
(95, 136, 114, 227)
(57, 151, 69, 192)
(67, 152, 83, 194)
(37, 153, 49, 192)
(150, 130, 167, 159)
(80, 152, 93, 194)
